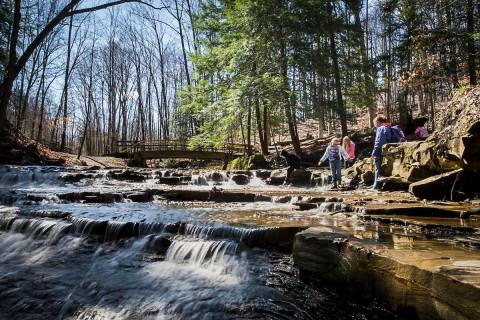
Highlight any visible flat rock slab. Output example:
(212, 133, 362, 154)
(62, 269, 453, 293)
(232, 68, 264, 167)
(293, 226, 480, 320)
(161, 189, 263, 202)
(293, 202, 318, 211)
(362, 214, 480, 232)
(364, 204, 477, 218)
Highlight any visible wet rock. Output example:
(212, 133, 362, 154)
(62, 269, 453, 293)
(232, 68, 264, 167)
(231, 174, 249, 185)
(25, 194, 49, 202)
(255, 170, 271, 180)
(73, 219, 109, 237)
(162, 171, 171, 177)
(145, 235, 172, 255)
(62, 173, 94, 183)
(268, 169, 286, 185)
(126, 192, 153, 202)
(378, 177, 411, 192)
(33, 210, 71, 219)
(364, 204, 469, 218)
(162, 190, 257, 202)
(254, 194, 272, 202)
(293, 226, 480, 320)
(58, 192, 123, 203)
(209, 171, 226, 183)
(382, 141, 438, 182)
(409, 169, 462, 200)
(361, 171, 374, 185)
(242, 227, 305, 253)
(192, 175, 208, 186)
(226, 155, 271, 170)
(274, 196, 292, 203)
(107, 169, 146, 182)
(230, 170, 253, 176)
(158, 176, 191, 185)
(105, 221, 138, 240)
(171, 171, 186, 177)
(289, 169, 312, 186)
(87, 165, 102, 170)
(305, 197, 326, 203)
(293, 202, 318, 211)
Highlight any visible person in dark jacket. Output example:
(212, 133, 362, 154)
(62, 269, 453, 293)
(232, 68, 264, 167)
(372, 115, 390, 189)
(281, 149, 301, 184)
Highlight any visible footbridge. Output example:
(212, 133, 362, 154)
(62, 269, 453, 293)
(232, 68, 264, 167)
(111, 140, 244, 166)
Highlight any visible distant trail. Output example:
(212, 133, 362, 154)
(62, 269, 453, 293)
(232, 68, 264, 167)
(82, 156, 108, 168)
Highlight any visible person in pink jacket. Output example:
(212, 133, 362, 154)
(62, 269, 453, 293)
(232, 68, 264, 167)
(342, 136, 355, 168)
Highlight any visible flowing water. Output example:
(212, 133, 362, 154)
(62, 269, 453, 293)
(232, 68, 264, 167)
(0, 165, 396, 320)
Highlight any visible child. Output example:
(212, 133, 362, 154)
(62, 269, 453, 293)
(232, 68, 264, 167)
(319, 138, 350, 189)
(342, 136, 355, 168)
(281, 149, 301, 184)
(415, 126, 429, 140)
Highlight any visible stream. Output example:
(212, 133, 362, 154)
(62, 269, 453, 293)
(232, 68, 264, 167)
(0, 165, 401, 319)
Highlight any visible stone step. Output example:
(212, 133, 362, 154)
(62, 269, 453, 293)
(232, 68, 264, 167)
(293, 226, 480, 320)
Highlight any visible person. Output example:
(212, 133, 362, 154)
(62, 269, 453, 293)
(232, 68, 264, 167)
(371, 115, 392, 189)
(342, 136, 355, 168)
(415, 126, 429, 140)
(319, 137, 350, 189)
(281, 149, 301, 184)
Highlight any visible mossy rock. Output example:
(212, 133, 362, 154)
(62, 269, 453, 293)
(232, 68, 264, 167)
(226, 155, 270, 171)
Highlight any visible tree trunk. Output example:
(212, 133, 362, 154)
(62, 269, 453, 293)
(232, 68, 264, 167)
(466, 0, 477, 85)
(0, 0, 21, 127)
(254, 96, 268, 155)
(329, 30, 348, 137)
(61, 14, 74, 150)
(279, 29, 302, 156)
(349, 0, 375, 127)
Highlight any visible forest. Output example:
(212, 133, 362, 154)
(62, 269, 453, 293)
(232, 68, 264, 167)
(3, 2, 480, 319)
(0, 0, 478, 157)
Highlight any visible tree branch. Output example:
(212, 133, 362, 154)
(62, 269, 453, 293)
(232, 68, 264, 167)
(69, 0, 167, 15)
(14, 0, 166, 81)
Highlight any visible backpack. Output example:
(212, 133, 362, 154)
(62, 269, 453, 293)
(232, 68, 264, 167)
(388, 125, 406, 143)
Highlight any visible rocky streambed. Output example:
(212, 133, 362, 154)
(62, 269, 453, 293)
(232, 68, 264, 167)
(0, 165, 479, 320)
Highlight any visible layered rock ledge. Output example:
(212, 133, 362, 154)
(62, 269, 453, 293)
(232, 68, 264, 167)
(293, 226, 480, 320)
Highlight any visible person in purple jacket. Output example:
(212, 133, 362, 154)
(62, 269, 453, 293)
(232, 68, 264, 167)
(371, 115, 390, 189)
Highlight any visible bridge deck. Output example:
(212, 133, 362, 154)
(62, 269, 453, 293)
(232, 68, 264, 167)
(109, 140, 245, 164)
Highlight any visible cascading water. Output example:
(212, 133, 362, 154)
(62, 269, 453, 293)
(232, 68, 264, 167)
(0, 165, 396, 320)
(0, 165, 66, 188)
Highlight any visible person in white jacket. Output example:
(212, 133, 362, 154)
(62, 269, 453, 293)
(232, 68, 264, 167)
(319, 137, 350, 188)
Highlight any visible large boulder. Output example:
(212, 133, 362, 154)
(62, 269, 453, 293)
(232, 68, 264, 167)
(267, 169, 287, 185)
(107, 169, 147, 182)
(158, 176, 191, 185)
(293, 226, 480, 320)
(378, 177, 411, 192)
(434, 87, 480, 170)
(231, 174, 249, 185)
(255, 169, 271, 180)
(289, 169, 312, 186)
(409, 169, 480, 201)
(382, 141, 438, 182)
(226, 155, 270, 170)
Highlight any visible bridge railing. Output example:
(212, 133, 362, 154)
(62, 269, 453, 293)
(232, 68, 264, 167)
(115, 139, 245, 155)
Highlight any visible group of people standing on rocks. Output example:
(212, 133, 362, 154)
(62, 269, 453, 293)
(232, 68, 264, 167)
(282, 115, 409, 190)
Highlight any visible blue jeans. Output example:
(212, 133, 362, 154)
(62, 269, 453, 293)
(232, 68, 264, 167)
(329, 159, 342, 184)
(373, 157, 382, 189)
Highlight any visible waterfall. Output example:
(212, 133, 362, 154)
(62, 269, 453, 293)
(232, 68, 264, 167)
(0, 165, 65, 188)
